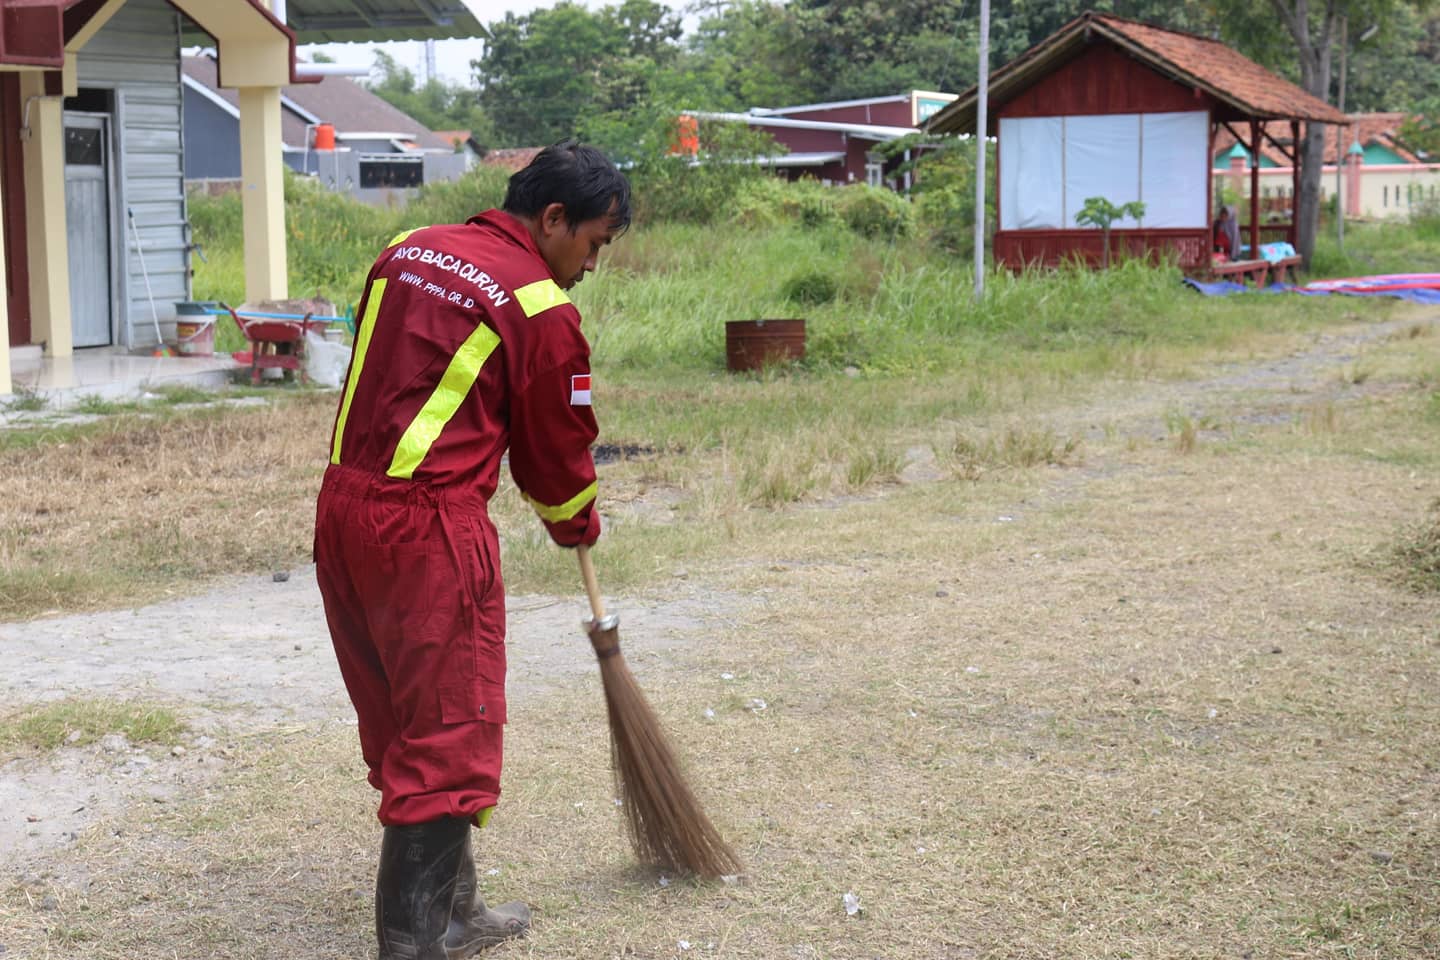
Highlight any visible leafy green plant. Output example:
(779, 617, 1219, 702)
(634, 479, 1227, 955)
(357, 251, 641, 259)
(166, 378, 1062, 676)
(729, 176, 847, 233)
(1411, 194, 1440, 241)
(797, 190, 840, 230)
(74, 393, 142, 415)
(0, 698, 185, 752)
(836, 185, 913, 239)
(941, 427, 1081, 479)
(844, 444, 904, 490)
(1075, 196, 1148, 269)
(881, 133, 993, 256)
(781, 270, 839, 306)
(3, 384, 48, 412)
(1166, 410, 1201, 454)
(147, 384, 218, 406)
(590, 111, 782, 226)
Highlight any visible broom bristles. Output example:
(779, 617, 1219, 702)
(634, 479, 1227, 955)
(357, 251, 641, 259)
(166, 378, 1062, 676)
(597, 651, 742, 879)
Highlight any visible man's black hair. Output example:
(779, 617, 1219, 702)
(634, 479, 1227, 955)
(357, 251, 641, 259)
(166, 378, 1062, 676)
(503, 139, 632, 235)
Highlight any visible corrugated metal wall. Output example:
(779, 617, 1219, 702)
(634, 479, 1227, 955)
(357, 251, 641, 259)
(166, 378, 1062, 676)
(75, 0, 189, 348)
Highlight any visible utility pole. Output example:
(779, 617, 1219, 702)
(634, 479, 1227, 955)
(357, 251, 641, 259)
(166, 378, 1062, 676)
(973, 0, 990, 301)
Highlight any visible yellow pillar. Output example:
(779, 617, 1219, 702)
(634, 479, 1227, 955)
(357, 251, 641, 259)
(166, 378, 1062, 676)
(19, 72, 72, 357)
(0, 171, 11, 397)
(238, 85, 287, 303)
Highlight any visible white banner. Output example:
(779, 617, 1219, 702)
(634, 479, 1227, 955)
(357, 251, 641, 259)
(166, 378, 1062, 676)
(1000, 110, 1209, 231)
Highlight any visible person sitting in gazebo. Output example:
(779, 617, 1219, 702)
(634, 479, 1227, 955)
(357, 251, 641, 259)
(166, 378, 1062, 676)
(1213, 204, 1241, 261)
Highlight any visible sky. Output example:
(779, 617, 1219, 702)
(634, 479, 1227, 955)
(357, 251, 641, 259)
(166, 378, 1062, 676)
(296, 0, 609, 87)
(298, 37, 481, 87)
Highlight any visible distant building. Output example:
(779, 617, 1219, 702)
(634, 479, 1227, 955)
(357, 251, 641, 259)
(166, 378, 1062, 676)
(691, 90, 958, 190)
(1214, 113, 1439, 221)
(182, 54, 468, 205)
(433, 130, 484, 169)
(476, 147, 543, 174)
(0, 0, 485, 398)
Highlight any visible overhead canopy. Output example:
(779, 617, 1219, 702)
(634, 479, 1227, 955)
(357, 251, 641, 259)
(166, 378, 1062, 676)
(180, 0, 488, 44)
(286, 0, 485, 42)
(929, 12, 1347, 135)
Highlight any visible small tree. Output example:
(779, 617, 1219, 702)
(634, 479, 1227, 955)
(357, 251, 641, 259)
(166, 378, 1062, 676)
(1074, 196, 1146, 269)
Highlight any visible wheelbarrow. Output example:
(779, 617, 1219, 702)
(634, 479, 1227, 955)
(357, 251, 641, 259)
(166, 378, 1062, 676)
(220, 303, 333, 385)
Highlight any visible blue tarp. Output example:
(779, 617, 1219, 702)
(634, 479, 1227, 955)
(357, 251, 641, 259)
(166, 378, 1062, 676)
(1184, 277, 1440, 304)
(1183, 278, 1285, 296)
(1315, 287, 1440, 304)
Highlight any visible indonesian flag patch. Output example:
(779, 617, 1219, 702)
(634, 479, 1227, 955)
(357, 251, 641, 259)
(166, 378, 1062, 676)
(570, 373, 592, 406)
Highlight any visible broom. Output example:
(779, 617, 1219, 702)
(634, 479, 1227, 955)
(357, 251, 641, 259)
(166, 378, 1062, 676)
(577, 545, 742, 879)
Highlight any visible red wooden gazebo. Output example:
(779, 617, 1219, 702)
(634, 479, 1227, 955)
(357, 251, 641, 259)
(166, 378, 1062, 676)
(927, 13, 1346, 271)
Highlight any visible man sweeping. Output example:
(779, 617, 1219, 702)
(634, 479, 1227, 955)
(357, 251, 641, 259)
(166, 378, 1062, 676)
(313, 140, 630, 958)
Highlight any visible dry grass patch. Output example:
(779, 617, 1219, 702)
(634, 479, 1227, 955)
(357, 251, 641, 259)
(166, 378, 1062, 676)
(0, 395, 333, 618)
(939, 426, 1083, 480)
(1394, 498, 1440, 594)
(6, 435, 1438, 958)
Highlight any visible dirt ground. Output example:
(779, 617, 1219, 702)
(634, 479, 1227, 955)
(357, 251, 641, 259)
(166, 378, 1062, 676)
(0, 573, 744, 871)
(2, 304, 1437, 958)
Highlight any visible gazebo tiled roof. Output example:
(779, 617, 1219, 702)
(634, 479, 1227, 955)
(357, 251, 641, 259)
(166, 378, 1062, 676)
(929, 12, 1347, 134)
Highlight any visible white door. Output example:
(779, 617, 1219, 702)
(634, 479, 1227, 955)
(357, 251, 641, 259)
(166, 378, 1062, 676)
(64, 113, 115, 348)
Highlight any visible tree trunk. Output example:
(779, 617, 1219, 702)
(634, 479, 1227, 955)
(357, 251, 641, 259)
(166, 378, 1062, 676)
(1296, 123, 1327, 265)
(1269, 0, 1339, 267)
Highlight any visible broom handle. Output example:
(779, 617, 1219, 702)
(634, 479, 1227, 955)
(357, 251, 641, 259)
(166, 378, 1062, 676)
(576, 545, 607, 620)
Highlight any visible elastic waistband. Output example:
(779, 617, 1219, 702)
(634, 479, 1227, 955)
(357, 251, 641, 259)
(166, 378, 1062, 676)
(322, 463, 488, 512)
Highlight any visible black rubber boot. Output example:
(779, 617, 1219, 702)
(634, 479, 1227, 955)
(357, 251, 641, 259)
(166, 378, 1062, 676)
(446, 827, 531, 957)
(375, 818, 469, 960)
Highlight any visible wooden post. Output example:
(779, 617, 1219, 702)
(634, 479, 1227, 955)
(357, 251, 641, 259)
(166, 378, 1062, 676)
(0, 154, 11, 398)
(19, 71, 72, 357)
(1290, 120, 1301, 251)
(1248, 119, 1261, 258)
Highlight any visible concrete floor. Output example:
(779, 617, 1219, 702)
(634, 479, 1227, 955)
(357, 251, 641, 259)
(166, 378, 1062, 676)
(4, 345, 239, 410)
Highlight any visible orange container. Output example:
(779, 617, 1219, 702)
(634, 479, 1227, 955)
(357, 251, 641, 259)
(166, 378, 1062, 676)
(671, 114, 699, 157)
(314, 122, 336, 151)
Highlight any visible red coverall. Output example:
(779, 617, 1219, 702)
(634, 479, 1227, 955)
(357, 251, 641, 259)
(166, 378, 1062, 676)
(315, 210, 600, 825)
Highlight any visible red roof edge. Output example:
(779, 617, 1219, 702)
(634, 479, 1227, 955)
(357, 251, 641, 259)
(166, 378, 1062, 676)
(929, 10, 1346, 134)
(1, 0, 64, 68)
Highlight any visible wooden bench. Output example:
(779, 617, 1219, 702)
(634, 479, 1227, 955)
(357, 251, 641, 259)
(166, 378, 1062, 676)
(1210, 258, 1270, 287)
(1269, 255, 1302, 284)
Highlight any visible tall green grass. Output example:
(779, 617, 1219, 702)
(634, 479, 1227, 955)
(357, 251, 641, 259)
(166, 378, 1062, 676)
(1310, 211, 1440, 277)
(189, 166, 513, 312)
(190, 172, 1434, 380)
(578, 222, 1373, 377)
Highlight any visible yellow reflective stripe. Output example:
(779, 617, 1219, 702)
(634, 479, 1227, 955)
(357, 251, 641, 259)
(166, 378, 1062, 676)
(386, 322, 502, 479)
(331, 278, 387, 465)
(387, 227, 420, 247)
(514, 279, 569, 318)
(525, 480, 598, 523)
